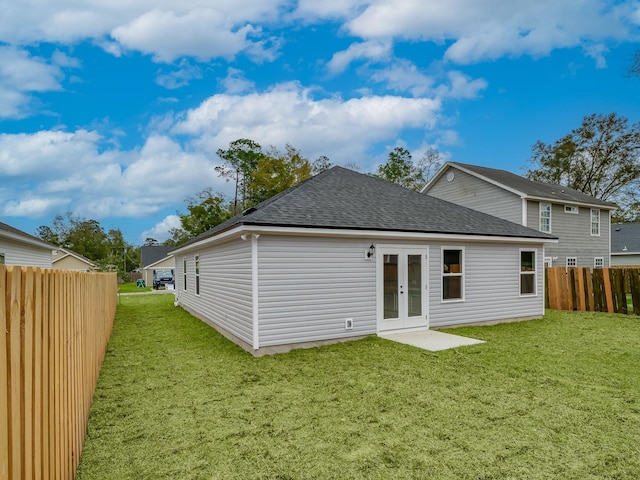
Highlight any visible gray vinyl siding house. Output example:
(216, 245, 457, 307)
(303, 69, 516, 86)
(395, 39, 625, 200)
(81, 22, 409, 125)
(173, 167, 556, 356)
(424, 162, 616, 269)
(611, 223, 640, 266)
(0, 221, 54, 268)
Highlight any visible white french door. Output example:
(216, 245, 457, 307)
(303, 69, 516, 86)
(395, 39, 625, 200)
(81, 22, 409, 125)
(377, 247, 428, 332)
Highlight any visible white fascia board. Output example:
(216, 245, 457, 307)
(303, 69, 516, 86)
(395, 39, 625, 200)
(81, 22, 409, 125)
(0, 230, 54, 251)
(144, 254, 175, 270)
(525, 195, 617, 210)
(420, 163, 450, 193)
(172, 224, 558, 253)
(446, 163, 527, 198)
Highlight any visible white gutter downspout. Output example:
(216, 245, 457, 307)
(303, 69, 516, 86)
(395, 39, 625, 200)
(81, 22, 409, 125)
(521, 198, 528, 227)
(251, 234, 260, 350)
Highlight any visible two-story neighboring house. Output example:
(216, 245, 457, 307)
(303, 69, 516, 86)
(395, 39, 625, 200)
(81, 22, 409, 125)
(423, 162, 617, 268)
(0, 220, 54, 268)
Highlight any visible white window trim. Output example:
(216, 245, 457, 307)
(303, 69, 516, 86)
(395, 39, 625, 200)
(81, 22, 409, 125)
(564, 205, 579, 214)
(594, 257, 604, 268)
(519, 249, 537, 297)
(590, 209, 600, 236)
(539, 203, 552, 233)
(183, 259, 187, 291)
(441, 246, 465, 303)
(195, 254, 200, 296)
(543, 256, 553, 268)
(566, 257, 577, 269)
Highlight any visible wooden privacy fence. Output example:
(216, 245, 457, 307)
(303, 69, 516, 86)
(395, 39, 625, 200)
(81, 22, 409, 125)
(1, 266, 118, 480)
(545, 267, 640, 315)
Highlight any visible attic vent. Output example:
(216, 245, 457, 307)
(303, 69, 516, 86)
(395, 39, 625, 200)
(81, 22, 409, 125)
(243, 207, 256, 216)
(615, 228, 621, 231)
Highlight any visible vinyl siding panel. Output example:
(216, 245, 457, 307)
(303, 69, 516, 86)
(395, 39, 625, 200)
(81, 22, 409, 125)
(175, 239, 253, 345)
(258, 236, 376, 347)
(52, 255, 93, 271)
(428, 242, 544, 327)
(427, 166, 523, 224)
(526, 201, 610, 267)
(0, 238, 52, 267)
(611, 254, 640, 266)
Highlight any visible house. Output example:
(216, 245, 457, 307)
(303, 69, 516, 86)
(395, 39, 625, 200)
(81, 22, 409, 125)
(0, 220, 54, 268)
(141, 245, 175, 287)
(611, 223, 640, 266)
(171, 166, 557, 356)
(422, 162, 617, 269)
(52, 247, 96, 271)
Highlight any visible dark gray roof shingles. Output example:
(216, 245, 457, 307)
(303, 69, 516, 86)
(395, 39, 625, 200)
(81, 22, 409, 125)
(141, 245, 174, 267)
(611, 223, 640, 254)
(180, 166, 556, 248)
(450, 162, 617, 208)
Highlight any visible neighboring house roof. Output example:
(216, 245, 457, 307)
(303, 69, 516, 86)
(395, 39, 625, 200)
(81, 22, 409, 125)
(144, 254, 175, 270)
(175, 166, 557, 252)
(611, 223, 640, 254)
(425, 162, 617, 210)
(141, 245, 174, 268)
(52, 248, 96, 268)
(0, 220, 56, 250)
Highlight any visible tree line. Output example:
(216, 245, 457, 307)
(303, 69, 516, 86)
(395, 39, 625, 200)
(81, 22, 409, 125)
(36, 111, 640, 265)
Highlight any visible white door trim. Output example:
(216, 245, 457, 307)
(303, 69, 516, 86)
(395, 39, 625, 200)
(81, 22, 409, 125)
(376, 246, 429, 333)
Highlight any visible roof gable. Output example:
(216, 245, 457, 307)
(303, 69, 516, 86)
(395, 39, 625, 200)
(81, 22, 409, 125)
(0, 221, 55, 251)
(52, 248, 96, 267)
(433, 162, 617, 209)
(178, 166, 556, 249)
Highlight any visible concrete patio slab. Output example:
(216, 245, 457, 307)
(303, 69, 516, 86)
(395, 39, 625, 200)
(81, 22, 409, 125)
(379, 330, 485, 352)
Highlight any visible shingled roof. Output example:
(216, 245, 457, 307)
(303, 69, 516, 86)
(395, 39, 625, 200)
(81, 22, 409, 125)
(443, 162, 617, 209)
(0, 221, 55, 250)
(611, 223, 640, 254)
(177, 166, 556, 249)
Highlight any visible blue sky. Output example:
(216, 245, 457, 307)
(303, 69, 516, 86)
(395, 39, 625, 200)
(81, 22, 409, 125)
(1, 0, 640, 244)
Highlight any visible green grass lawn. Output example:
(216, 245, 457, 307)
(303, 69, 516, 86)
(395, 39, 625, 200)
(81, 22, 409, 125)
(118, 281, 152, 293)
(77, 296, 640, 479)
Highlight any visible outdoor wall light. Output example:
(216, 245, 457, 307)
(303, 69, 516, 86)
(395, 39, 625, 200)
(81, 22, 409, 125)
(367, 244, 375, 258)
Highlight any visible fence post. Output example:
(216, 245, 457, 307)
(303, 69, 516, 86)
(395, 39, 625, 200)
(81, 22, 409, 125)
(0, 265, 8, 480)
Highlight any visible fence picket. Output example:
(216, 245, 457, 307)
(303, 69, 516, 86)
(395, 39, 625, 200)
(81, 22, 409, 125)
(546, 267, 639, 315)
(0, 268, 116, 480)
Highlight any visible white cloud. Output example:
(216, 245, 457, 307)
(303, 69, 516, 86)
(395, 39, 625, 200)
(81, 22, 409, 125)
(221, 67, 255, 94)
(0, 129, 228, 222)
(111, 9, 253, 62)
(140, 215, 181, 242)
(346, 0, 638, 64)
(0, 46, 64, 118)
(436, 71, 488, 99)
(327, 40, 392, 74)
(2, 196, 70, 218)
(155, 60, 202, 89)
(369, 59, 435, 96)
(172, 82, 441, 163)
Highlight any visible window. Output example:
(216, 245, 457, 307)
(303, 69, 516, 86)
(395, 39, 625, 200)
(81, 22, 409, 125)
(566, 257, 577, 269)
(442, 248, 464, 301)
(195, 255, 200, 296)
(0, 253, 4, 264)
(564, 205, 578, 214)
(183, 259, 187, 291)
(520, 250, 536, 295)
(591, 209, 600, 236)
(539, 203, 551, 233)
(594, 257, 604, 268)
